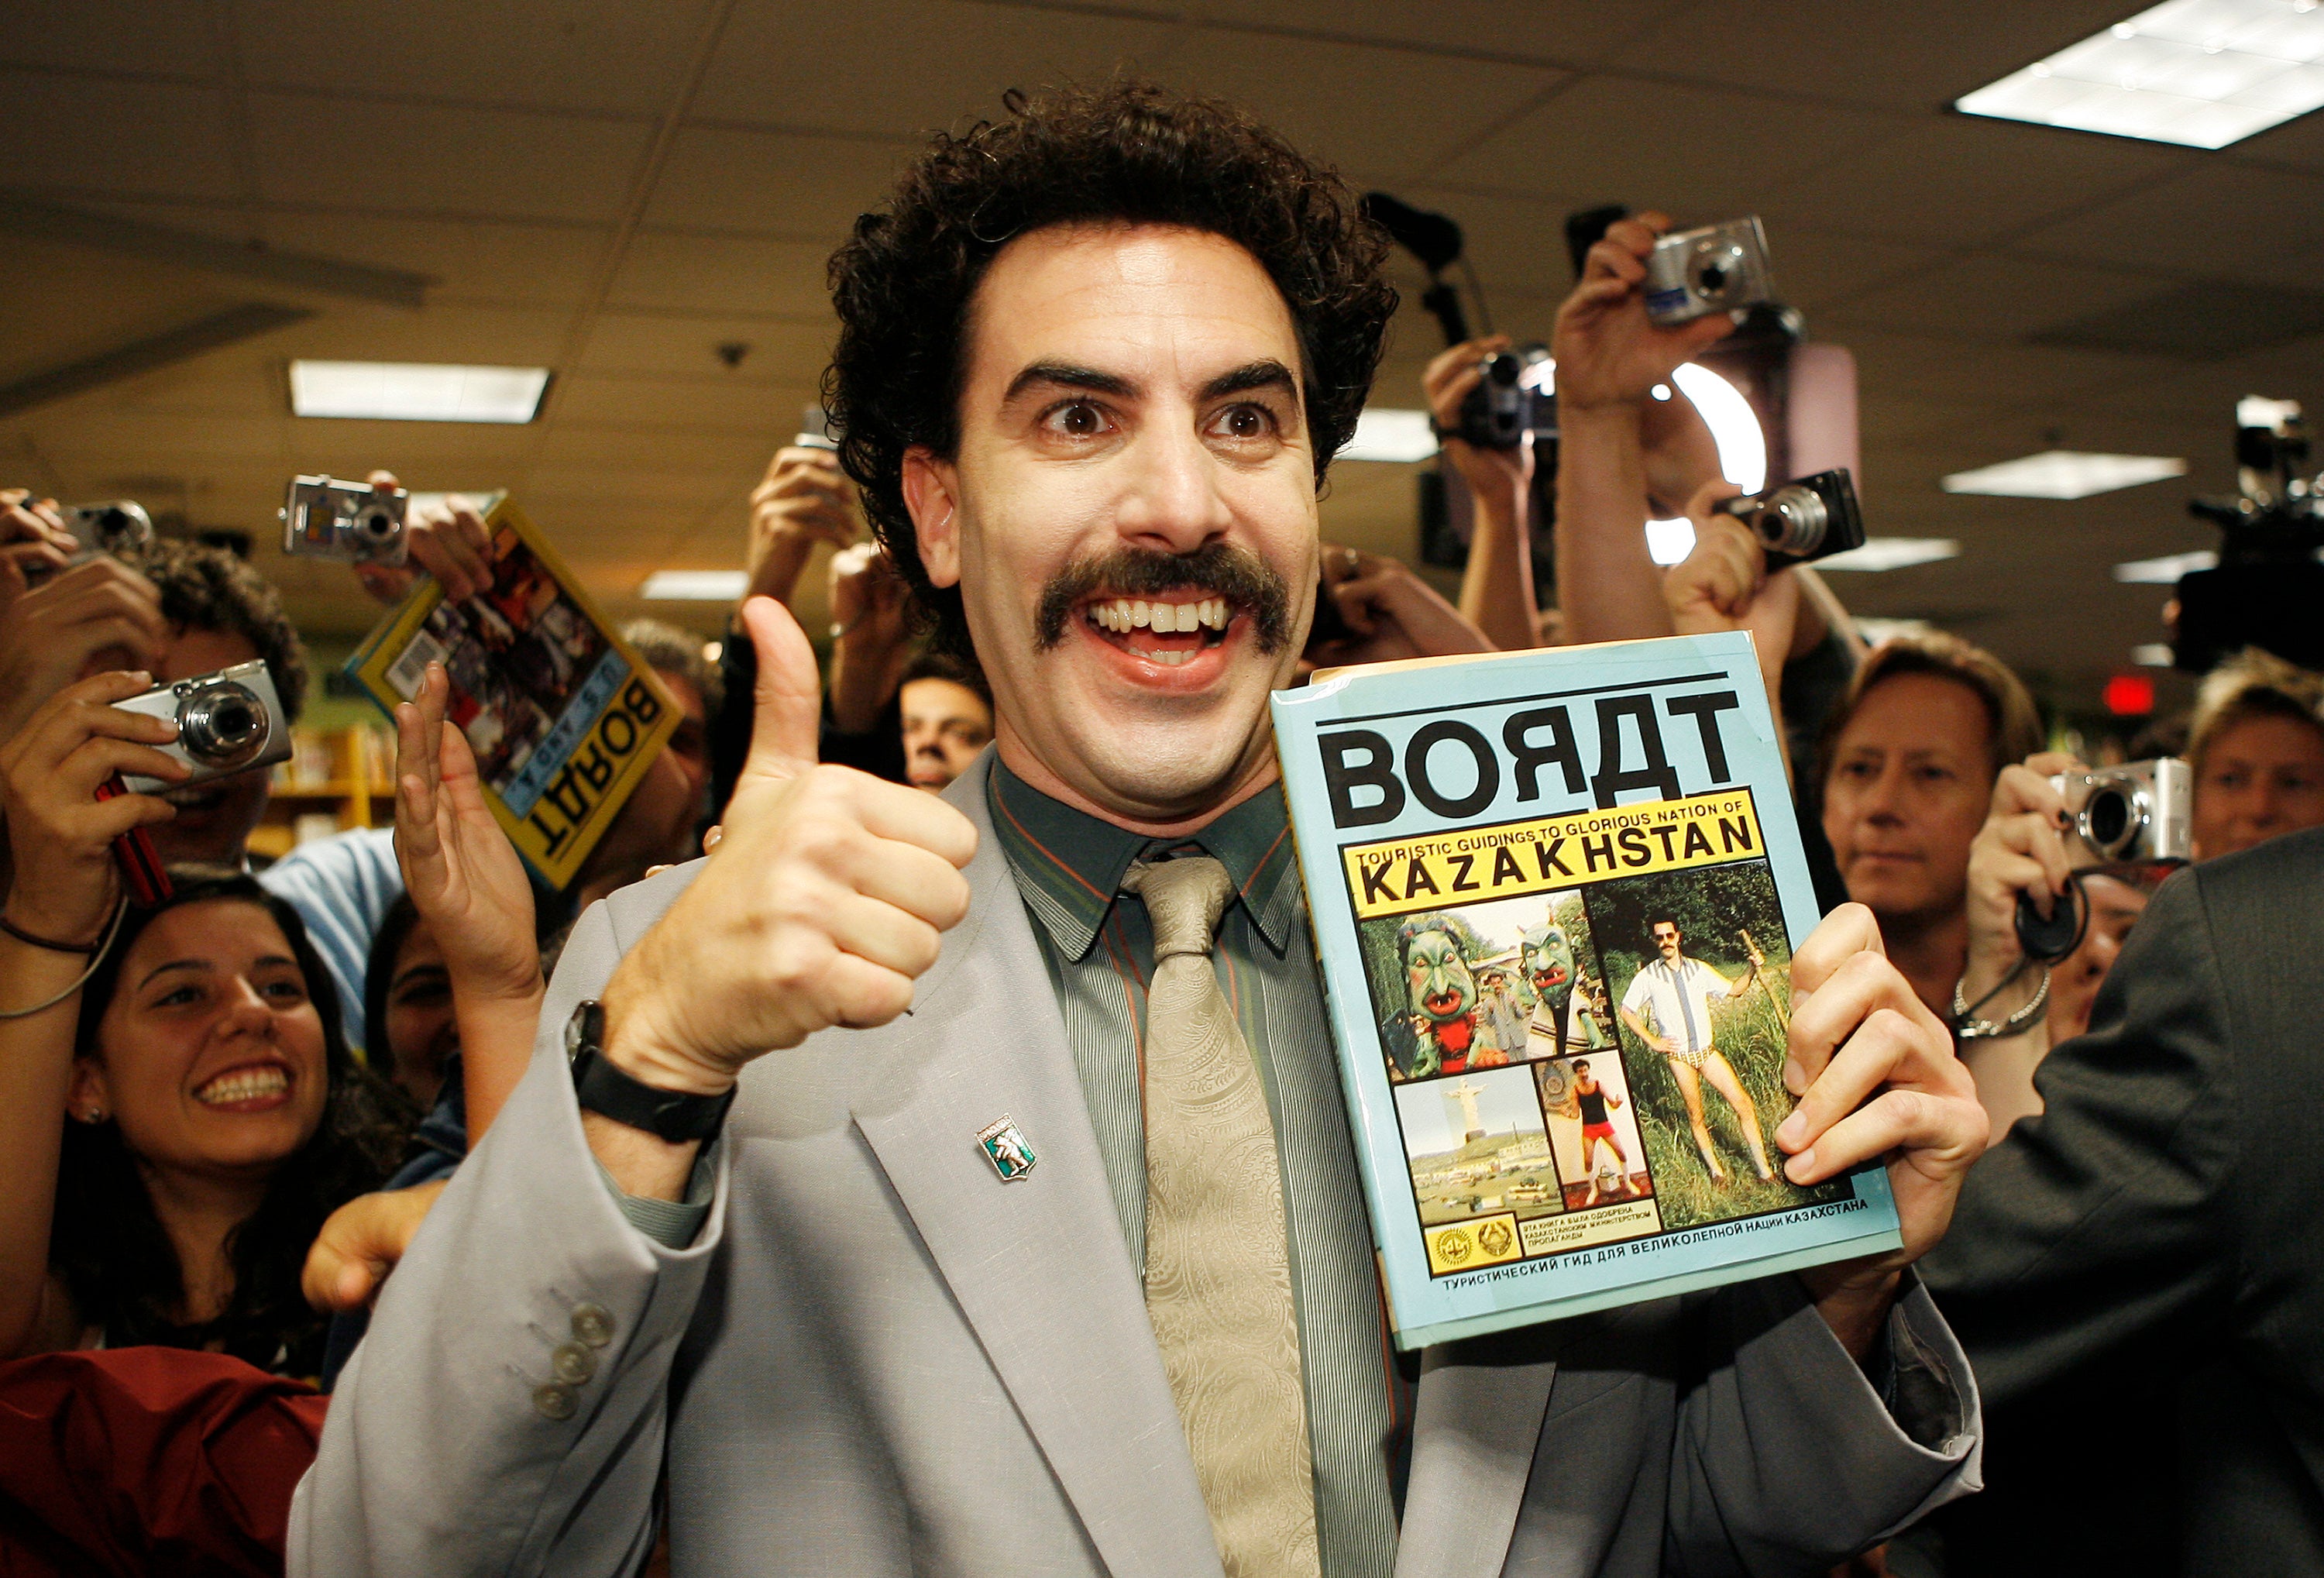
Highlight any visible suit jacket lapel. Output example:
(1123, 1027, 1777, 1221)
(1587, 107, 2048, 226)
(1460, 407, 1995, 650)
(1395, 1343, 1559, 1578)
(851, 754, 1222, 1578)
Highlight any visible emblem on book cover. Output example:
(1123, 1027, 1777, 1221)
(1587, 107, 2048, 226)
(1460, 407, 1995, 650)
(977, 1116, 1037, 1182)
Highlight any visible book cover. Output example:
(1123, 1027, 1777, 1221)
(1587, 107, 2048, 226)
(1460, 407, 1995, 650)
(1270, 631, 1901, 1349)
(344, 494, 679, 889)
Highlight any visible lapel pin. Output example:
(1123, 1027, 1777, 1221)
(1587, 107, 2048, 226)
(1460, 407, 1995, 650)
(976, 1116, 1037, 1181)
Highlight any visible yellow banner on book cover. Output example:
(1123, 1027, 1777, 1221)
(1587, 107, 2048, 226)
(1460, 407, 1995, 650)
(345, 496, 680, 889)
(1340, 789, 1765, 922)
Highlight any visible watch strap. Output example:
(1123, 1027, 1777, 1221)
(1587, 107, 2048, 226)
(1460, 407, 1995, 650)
(566, 999, 735, 1143)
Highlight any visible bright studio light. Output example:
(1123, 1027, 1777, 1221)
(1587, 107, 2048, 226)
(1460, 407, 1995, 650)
(640, 570, 749, 600)
(2113, 549, 2219, 583)
(1339, 408, 1439, 462)
(1817, 538, 1962, 572)
(1942, 450, 2187, 500)
(289, 360, 552, 423)
(1645, 364, 1770, 562)
(1957, 0, 2324, 150)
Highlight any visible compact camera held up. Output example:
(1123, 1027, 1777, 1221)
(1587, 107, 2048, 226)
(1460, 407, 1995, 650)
(1451, 342, 1554, 450)
(280, 474, 408, 564)
(2049, 759, 2193, 870)
(20, 500, 154, 588)
(1643, 217, 1777, 328)
(112, 659, 291, 792)
(1714, 469, 1865, 569)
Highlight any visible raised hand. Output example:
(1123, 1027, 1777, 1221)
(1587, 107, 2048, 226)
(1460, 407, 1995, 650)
(0, 557, 167, 746)
(1961, 751, 2082, 1008)
(599, 596, 977, 1105)
(1551, 211, 1737, 414)
(394, 662, 540, 1004)
(0, 490, 74, 617)
(1422, 335, 1534, 504)
(0, 672, 187, 943)
(354, 470, 497, 605)
(1665, 480, 1800, 701)
(1776, 903, 1988, 1356)
(747, 447, 860, 606)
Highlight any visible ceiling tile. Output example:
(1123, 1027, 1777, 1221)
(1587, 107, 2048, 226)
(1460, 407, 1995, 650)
(606, 232, 831, 317)
(1430, 74, 1896, 218)
(576, 313, 835, 383)
(1191, 0, 1689, 64)
(699, 0, 1184, 138)
(256, 213, 609, 305)
(1817, 253, 2171, 347)
(1602, 0, 2135, 112)
(0, 70, 240, 201)
(247, 92, 653, 222)
(233, 0, 707, 117)
(1153, 32, 1564, 184)
(545, 376, 817, 438)
(0, 0, 225, 75)
(2009, 161, 2324, 292)
(641, 125, 908, 237)
(1754, 115, 2189, 249)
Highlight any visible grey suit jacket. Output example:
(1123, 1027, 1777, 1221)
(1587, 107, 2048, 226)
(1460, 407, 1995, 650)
(1923, 826, 2324, 1576)
(291, 754, 1978, 1577)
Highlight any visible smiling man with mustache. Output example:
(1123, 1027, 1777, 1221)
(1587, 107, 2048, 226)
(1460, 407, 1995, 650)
(300, 83, 1989, 1578)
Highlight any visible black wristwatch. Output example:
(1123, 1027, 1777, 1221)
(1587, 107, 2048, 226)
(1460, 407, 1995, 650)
(566, 999, 735, 1143)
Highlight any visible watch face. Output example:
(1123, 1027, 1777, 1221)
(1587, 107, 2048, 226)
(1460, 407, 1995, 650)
(566, 999, 604, 1061)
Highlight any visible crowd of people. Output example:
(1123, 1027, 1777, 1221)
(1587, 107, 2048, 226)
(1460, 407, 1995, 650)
(1, 79, 2321, 1578)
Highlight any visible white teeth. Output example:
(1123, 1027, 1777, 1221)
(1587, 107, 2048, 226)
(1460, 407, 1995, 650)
(194, 1066, 288, 1105)
(1086, 594, 1232, 638)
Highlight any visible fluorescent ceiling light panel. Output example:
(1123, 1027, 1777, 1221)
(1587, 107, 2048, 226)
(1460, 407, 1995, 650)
(1645, 519, 1697, 566)
(1958, 0, 2324, 150)
(2133, 641, 2179, 665)
(1339, 407, 1438, 462)
(290, 360, 551, 423)
(1942, 450, 2186, 499)
(1858, 617, 1941, 644)
(2113, 548, 2219, 582)
(1817, 538, 1963, 572)
(1671, 364, 1767, 495)
(639, 569, 749, 601)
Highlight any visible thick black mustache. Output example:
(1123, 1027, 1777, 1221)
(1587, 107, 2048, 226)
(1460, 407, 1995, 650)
(1034, 543, 1293, 655)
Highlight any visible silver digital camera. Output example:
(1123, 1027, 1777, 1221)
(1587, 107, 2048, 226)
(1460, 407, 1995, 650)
(2050, 759, 2192, 868)
(60, 500, 154, 559)
(1715, 469, 1865, 569)
(280, 475, 407, 564)
(1643, 216, 1777, 327)
(114, 659, 290, 792)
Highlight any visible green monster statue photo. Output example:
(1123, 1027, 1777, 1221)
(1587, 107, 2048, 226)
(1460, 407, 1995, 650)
(1395, 915, 1486, 1079)
(1523, 912, 1610, 1061)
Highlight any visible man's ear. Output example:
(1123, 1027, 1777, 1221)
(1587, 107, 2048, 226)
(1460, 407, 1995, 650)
(902, 447, 962, 589)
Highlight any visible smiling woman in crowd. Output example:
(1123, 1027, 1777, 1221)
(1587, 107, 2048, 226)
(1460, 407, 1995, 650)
(0, 672, 405, 1378)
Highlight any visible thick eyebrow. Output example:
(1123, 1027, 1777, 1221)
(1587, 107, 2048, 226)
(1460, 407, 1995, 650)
(136, 953, 298, 992)
(1202, 359, 1298, 403)
(391, 962, 451, 993)
(1002, 362, 1137, 404)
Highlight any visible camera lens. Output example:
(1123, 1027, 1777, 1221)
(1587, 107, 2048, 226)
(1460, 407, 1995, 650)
(2081, 782, 2144, 860)
(1697, 263, 1729, 292)
(175, 682, 269, 768)
(356, 504, 398, 541)
(1484, 352, 1521, 388)
(1748, 485, 1829, 557)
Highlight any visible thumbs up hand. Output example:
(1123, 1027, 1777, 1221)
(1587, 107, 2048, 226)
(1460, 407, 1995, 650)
(596, 596, 978, 1096)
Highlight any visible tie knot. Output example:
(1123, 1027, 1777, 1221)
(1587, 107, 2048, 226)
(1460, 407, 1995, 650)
(1122, 855, 1233, 961)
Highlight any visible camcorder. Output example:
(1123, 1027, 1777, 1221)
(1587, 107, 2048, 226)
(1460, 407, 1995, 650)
(2015, 758, 2191, 961)
(1714, 469, 1864, 569)
(1643, 217, 1778, 328)
(2171, 397, 2324, 672)
(280, 475, 408, 564)
(1451, 343, 1554, 450)
(113, 658, 291, 792)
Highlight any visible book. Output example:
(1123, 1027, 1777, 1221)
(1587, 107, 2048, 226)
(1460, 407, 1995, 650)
(1270, 631, 1901, 1349)
(344, 493, 681, 890)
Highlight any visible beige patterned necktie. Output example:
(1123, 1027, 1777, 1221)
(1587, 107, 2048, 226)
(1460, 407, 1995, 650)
(1122, 855, 1320, 1578)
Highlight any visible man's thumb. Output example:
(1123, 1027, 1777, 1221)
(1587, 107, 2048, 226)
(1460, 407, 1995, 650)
(741, 594, 822, 776)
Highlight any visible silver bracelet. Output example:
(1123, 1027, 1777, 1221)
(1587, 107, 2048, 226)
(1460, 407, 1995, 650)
(1951, 964, 2051, 1040)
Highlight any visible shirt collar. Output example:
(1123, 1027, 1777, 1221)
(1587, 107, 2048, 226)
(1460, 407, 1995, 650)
(987, 756, 1301, 961)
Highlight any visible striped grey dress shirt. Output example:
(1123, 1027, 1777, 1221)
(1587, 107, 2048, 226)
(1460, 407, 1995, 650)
(987, 760, 1401, 1578)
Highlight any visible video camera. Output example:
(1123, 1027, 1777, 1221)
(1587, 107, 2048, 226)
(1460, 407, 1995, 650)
(2171, 397, 2324, 672)
(1450, 343, 1554, 450)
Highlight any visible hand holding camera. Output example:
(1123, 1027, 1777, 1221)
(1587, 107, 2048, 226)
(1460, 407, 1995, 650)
(749, 443, 862, 605)
(335, 471, 497, 605)
(0, 552, 167, 748)
(1551, 211, 1741, 416)
(0, 671, 189, 945)
(1663, 479, 1802, 700)
(1422, 335, 1535, 505)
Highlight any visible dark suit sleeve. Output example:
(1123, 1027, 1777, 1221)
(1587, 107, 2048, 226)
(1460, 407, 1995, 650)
(1919, 863, 2241, 1406)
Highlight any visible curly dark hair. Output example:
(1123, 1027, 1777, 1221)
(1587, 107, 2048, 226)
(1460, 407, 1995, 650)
(825, 81, 1398, 657)
(50, 872, 411, 1377)
(134, 540, 309, 724)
